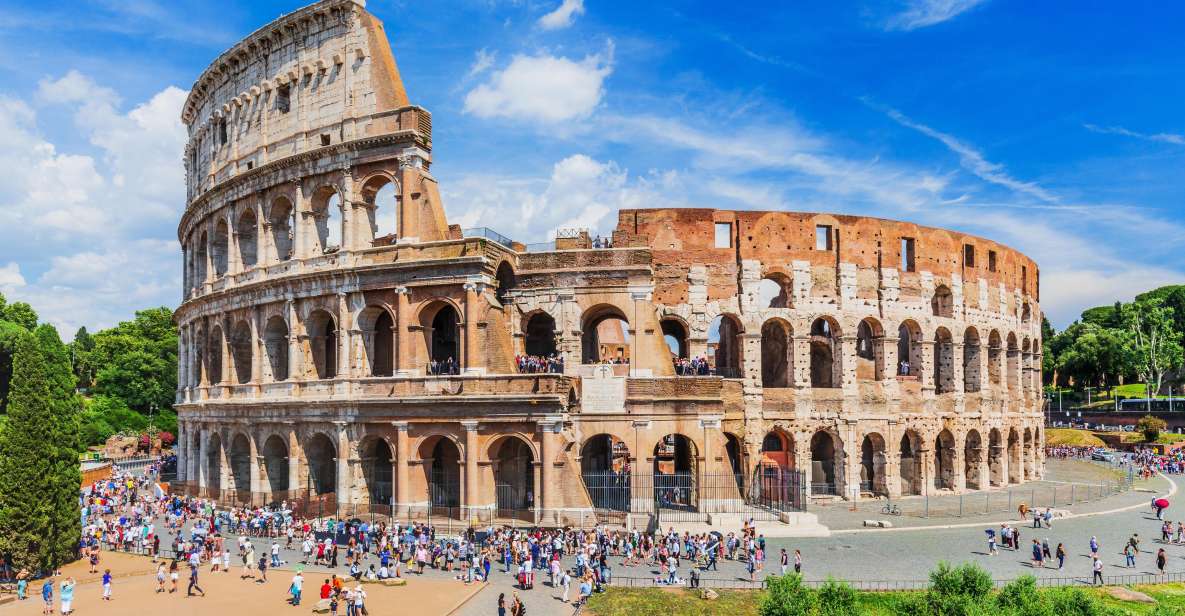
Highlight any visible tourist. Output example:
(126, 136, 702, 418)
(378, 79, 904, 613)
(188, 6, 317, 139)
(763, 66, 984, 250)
(41, 579, 52, 616)
(1157, 548, 1167, 575)
(169, 559, 180, 593)
(1092, 557, 1104, 584)
(1124, 542, 1135, 568)
(985, 528, 997, 555)
(187, 562, 205, 597)
(780, 548, 788, 575)
(289, 570, 304, 606)
(1030, 539, 1043, 568)
(102, 568, 112, 601)
(259, 554, 269, 583)
(1089, 535, 1099, 557)
(1055, 543, 1065, 570)
(59, 576, 75, 615)
(794, 549, 802, 574)
(559, 567, 571, 602)
(497, 592, 506, 616)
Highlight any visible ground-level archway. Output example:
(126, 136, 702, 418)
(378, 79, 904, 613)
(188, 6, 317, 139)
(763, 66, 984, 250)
(934, 429, 956, 491)
(262, 435, 289, 497)
(362, 438, 394, 508)
(860, 433, 888, 497)
(654, 434, 697, 511)
(809, 430, 843, 496)
(580, 434, 630, 512)
(988, 428, 1004, 487)
(229, 433, 252, 496)
(899, 431, 923, 496)
(305, 433, 337, 495)
(964, 430, 984, 490)
(492, 436, 536, 518)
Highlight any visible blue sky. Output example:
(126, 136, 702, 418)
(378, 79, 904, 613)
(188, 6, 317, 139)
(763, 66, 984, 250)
(0, 0, 1182, 334)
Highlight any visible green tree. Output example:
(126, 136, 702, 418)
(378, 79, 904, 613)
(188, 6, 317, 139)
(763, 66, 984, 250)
(0, 332, 65, 570)
(1052, 323, 1132, 389)
(33, 324, 81, 563)
(90, 307, 177, 415)
(1125, 297, 1184, 397)
(1, 301, 38, 331)
(1137, 415, 1167, 442)
(816, 578, 858, 616)
(0, 320, 27, 413)
(70, 326, 96, 389)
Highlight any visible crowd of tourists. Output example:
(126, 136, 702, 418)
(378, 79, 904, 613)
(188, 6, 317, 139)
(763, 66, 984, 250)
(672, 356, 712, 376)
(514, 354, 564, 374)
(427, 357, 459, 375)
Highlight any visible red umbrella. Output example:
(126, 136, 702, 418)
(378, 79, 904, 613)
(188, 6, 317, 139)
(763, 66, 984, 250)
(1155, 498, 1170, 509)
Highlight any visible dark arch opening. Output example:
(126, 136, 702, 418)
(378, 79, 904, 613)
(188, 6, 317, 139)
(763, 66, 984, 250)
(230, 434, 251, 495)
(426, 304, 461, 372)
(580, 434, 630, 512)
(710, 315, 742, 378)
(264, 317, 289, 381)
(370, 310, 394, 377)
(810, 318, 839, 388)
(262, 435, 289, 497)
(493, 437, 535, 517)
(934, 430, 956, 490)
(305, 433, 336, 495)
(427, 438, 461, 508)
(761, 320, 792, 388)
(495, 262, 516, 305)
(582, 306, 630, 364)
(810, 431, 839, 495)
(363, 439, 393, 507)
(654, 434, 698, 511)
(306, 311, 337, 380)
(524, 312, 557, 358)
(860, 433, 887, 497)
(900, 432, 922, 496)
(661, 319, 689, 360)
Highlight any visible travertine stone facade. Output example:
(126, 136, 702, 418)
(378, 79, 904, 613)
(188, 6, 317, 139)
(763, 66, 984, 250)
(173, 0, 1044, 526)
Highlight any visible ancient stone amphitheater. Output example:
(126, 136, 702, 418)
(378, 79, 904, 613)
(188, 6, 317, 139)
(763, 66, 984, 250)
(172, 0, 1045, 529)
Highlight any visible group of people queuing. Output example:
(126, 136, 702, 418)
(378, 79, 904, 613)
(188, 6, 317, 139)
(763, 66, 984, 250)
(514, 354, 564, 374)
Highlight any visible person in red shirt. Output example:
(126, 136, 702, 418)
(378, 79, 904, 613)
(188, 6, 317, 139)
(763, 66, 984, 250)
(320, 579, 332, 599)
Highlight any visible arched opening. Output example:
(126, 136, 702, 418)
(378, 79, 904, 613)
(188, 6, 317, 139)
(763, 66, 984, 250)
(263, 316, 289, 381)
(423, 437, 461, 509)
(206, 432, 223, 492)
(654, 434, 697, 511)
(1021, 302, 1032, 323)
(212, 219, 230, 276)
(495, 262, 516, 305)
(709, 314, 742, 378)
(899, 431, 922, 496)
(758, 274, 791, 308)
(207, 325, 225, 384)
(934, 429, 956, 491)
(361, 308, 395, 377)
(193, 327, 207, 385)
(931, 284, 953, 318)
(661, 318, 689, 360)
(963, 328, 982, 393)
(987, 331, 1002, 386)
(229, 433, 252, 495)
(524, 312, 557, 358)
(860, 433, 888, 497)
(1022, 338, 1032, 393)
(758, 430, 797, 508)
(312, 187, 343, 253)
(359, 175, 399, 244)
(492, 437, 536, 517)
(237, 208, 258, 268)
(897, 320, 922, 377)
(964, 430, 983, 490)
(1006, 333, 1020, 390)
(761, 319, 793, 388)
(305, 310, 338, 379)
(305, 433, 337, 495)
(809, 431, 841, 496)
(988, 428, 1004, 487)
(856, 318, 884, 381)
(195, 231, 209, 283)
(1007, 428, 1021, 484)
(724, 432, 745, 482)
(262, 435, 289, 497)
(422, 303, 461, 373)
(934, 327, 955, 394)
(362, 438, 393, 507)
(269, 197, 295, 261)
(580, 434, 630, 512)
(809, 317, 841, 388)
(230, 321, 253, 385)
(582, 306, 630, 364)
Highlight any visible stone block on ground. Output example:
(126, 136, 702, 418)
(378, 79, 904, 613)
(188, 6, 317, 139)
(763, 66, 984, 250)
(1106, 587, 1156, 604)
(700, 588, 719, 600)
(311, 598, 331, 613)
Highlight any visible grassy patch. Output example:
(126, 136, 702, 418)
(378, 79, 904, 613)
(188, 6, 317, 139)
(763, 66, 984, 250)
(1045, 428, 1106, 447)
(584, 583, 1185, 616)
(1155, 433, 1185, 444)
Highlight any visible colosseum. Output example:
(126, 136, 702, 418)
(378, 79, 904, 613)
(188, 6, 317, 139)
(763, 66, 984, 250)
(171, 0, 1045, 531)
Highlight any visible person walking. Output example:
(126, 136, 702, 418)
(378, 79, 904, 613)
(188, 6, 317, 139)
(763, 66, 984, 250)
(187, 563, 205, 597)
(1089, 535, 1099, 557)
(59, 577, 75, 615)
(1124, 543, 1135, 568)
(497, 593, 506, 616)
(1157, 548, 1167, 575)
(40, 580, 52, 616)
(780, 548, 788, 575)
(794, 549, 802, 574)
(1055, 543, 1066, 570)
(289, 570, 304, 606)
(1031, 539, 1044, 569)
(1092, 557, 1104, 585)
(102, 569, 112, 601)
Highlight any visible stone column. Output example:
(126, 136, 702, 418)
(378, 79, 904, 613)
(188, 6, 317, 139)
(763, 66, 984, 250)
(177, 326, 188, 394)
(249, 435, 262, 504)
(337, 292, 351, 378)
(462, 421, 479, 513)
(792, 336, 812, 388)
(463, 281, 484, 374)
(287, 430, 301, 494)
(920, 340, 935, 392)
(286, 298, 302, 380)
(335, 423, 351, 507)
(197, 426, 209, 490)
(395, 287, 411, 374)
(339, 171, 355, 251)
(952, 342, 965, 394)
(539, 418, 561, 522)
(393, 422, 409, 513)
(629, 288, 651, 375)
(839, 335, 858, 389)
(250, 307, 262, 384)
(176, 422, 187, 483)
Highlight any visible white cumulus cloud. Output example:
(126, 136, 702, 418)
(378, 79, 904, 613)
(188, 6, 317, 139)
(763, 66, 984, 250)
(464, 51, 612, 123)
(538, 0, 585, 30)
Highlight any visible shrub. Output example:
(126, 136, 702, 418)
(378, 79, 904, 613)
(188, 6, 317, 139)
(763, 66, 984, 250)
(816, 578, 858, 616)
(1137, 415, 1167, 442)
(760, 574, 816, 616)
(996, 576, 1051, 616)
(158, 431, 175, 447)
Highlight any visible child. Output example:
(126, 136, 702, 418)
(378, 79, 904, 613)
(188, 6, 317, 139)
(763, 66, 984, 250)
(102, 569, 112, 601)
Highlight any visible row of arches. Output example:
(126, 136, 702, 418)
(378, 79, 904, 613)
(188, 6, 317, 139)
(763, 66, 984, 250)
(752, 277, 1032, 323)
(185, 175, 402, 292)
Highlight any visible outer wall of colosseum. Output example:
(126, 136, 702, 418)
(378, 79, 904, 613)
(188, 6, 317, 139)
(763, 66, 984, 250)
(171, 0, 1045, 528)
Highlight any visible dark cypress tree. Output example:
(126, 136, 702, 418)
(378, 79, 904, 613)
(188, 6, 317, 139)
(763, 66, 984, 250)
(0, 331, 55, 571)
(35, 324, 82, 567)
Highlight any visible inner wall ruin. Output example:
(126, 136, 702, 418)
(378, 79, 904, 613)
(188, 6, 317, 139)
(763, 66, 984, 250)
(172, 0, 1044, 526)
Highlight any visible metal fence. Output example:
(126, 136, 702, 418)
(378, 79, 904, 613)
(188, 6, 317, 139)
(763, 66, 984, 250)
(610, 569, 1185, 591)
(580, 469, 806, 524)
(812, 475, 1132, 519)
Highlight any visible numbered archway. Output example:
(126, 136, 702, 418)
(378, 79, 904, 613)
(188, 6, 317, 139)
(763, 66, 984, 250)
(262, 434, 289, 497)
(860, 432, 888, 497)
(809, 430, 843, 496)
(491, 436, 536, 517)
(305, 433, 337, 496)
(899, 431, 923, 496)
(653, 434, 698, 511)
(934, 429, 957, 491)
